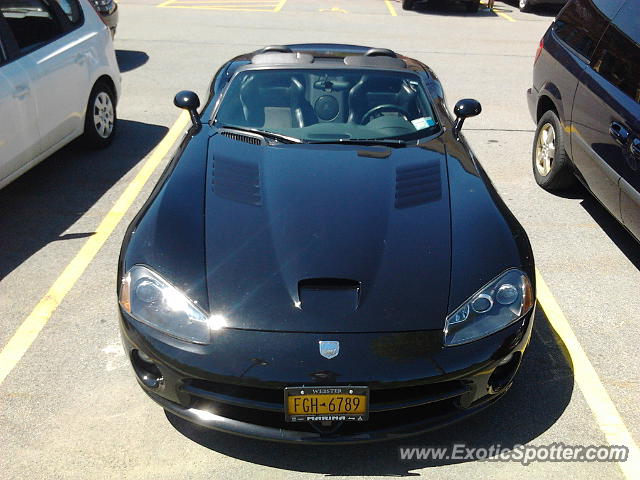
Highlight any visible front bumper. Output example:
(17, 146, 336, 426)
(119, 307, 534, 444)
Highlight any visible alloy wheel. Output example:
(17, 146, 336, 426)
(535, 123, 556, 177)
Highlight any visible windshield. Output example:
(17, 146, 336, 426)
(213, 68, 440, 142)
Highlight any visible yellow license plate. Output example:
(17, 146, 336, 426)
(284, 386, 369, 422)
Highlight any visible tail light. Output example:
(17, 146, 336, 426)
(534, 37, 544, 64)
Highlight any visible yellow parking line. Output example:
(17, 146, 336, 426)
(494, 9, 516, 22)
(158, 0, 284, 10)
(384, 0, 398, 16)
(536, 269, 640, 479)
(0, 111, 191, 387)
(170, 0, 278, 2)
(162, 6, 278, 10)
(480, 1, 516, 21)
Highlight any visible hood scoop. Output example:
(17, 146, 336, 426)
(298, 278, 361, 317)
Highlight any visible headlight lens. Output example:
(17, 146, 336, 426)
(444, 269, 534, 346)
(119, 265, 212, 344)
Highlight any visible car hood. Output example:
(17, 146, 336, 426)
(204, 134, 452, 333)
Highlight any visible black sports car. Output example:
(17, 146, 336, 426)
(118, 44, 535, 443)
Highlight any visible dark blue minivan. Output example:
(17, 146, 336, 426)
(527, 0, 640, 241)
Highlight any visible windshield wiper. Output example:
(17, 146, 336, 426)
(217, 125, 302, 144)
(306, 138, 407, 148)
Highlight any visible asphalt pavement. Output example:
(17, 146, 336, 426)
(0, 1, 638, 478)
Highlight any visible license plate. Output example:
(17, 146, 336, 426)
(284, 386, 369, 422)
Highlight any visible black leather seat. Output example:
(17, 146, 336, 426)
(348, 75, 418, 124)
(239, 75, 317, 129)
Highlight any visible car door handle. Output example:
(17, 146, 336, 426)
(74, 52, 87, 64)
(610, 122, 630, 145)
(13, 85, 30, 99)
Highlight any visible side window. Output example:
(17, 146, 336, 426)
(0, 21, 6, 64)
(591, 2, 640, 104)
(553, 0, 615, 60)
(54, 0, 82, 26)
(0, 0, 64, 54)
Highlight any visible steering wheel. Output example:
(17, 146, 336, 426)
(361, 104, 411, 124)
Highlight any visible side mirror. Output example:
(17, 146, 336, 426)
(174, 90, 201, 127)
(453, 98, 481, 136)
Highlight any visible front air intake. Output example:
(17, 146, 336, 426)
(220, 130, 264, 145)
(298, 278, 361, 314)
(298, 278, 361, 290)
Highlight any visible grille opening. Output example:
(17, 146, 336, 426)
(298, 278, 360, 290)
(188, 395, 459, 435)
(369, 380, 467, 404)
(187, 379, 284, 404)
(184, 378, 467, 411)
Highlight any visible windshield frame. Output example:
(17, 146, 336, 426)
(208, 65, 443, 143)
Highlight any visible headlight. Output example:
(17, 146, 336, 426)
(119, 265, 217, 344)
(444, 269, 534, 346)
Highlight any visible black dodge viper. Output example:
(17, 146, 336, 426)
(118, 44, 535, 443)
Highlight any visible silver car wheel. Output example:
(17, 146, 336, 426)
(535, 123, 556, 177)
(93, 91, 114, 139)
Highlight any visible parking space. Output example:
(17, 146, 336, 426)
(158, 0, 288, 12)
(0, 0, 638, 479)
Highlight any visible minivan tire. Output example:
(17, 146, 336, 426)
(532, 110, 575, 191)
(466, 0, 480, 12)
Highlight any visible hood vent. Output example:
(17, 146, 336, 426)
(298, 278, 360, 290)
(220, 130, 265, 146)
(212, 159, 261, 205)
(298, 278, 361, 315)
(395, 161, 442, 209)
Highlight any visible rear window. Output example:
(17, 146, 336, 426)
(553, 0, 619, 60)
